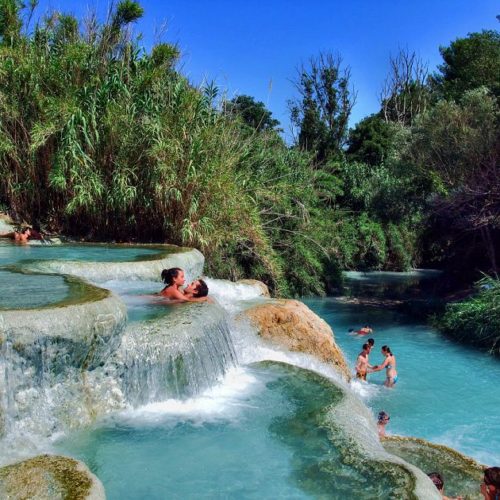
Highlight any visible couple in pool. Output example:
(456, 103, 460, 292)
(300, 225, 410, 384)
(158, 267, 210, 303)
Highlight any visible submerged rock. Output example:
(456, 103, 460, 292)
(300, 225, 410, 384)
(0, 454, 105, 499)
(383, 436, 484, 499)
(239, 299, 351, 380)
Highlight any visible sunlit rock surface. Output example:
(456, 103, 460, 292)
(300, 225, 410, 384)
(239, 299, 351, 380)
(0, 454, 105, 500)
(383, 436, 484, 500)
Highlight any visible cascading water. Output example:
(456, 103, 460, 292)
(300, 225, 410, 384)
(0, 242, 446, 498)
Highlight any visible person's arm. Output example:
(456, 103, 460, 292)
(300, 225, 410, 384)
(372, 358, 389, 372)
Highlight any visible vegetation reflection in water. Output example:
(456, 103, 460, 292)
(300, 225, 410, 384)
(56, 361, 416, 499)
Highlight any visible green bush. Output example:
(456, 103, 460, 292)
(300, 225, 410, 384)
(434, 276, 500, 354)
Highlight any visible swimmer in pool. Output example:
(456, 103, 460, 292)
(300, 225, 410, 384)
(371, 345, 398, 387)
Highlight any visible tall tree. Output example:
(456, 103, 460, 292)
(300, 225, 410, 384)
(290, 52, 356, 162)
(431, 30, 500, 101)
(380, 48, 430, 126)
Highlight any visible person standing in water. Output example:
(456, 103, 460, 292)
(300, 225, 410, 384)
(355, 343, 372, 381)
(371, 345, 398, 387)
(428, 472, 463, 500)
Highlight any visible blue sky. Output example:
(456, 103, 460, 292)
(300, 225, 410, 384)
(33, 0, 498, 135)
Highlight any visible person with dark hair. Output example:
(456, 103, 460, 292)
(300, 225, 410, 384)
(185, 279, 209, 299)
(355, 343, 372, 381)
(377, 411, 390, 438)
(481, 467, 500, 500)
(159, 268, 207, 302)
(0, 227, 31, 244)
(367, 338, 375, 349)
(428, 472, 463, 500)
(371, 345, 398, 387)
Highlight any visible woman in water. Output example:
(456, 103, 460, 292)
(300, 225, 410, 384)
(371, 345, 398, 387)
(159, 268, 208, 302)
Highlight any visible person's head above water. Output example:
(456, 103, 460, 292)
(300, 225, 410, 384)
(377, 411, 390, 424)
(362, 343, 370, 353)
(161, 268, 185, 287)
(427, 472, 444, 492)
(381, 345, 392, 355)
(367, 338, 375, 347)
(482, 467, 500, 499)
(193, 278, 209, 298)
(185, 279, 209, 298)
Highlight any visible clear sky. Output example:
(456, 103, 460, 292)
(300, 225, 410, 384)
(33, 0, 499, 135)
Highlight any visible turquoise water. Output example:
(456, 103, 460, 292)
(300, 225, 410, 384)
(55, 362, 412, 500)
(0, 269, 69, 309)
(305, 286, 500, 466)
(0, 242, 161, 266)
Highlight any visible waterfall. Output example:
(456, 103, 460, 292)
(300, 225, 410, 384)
(117, 303, 237, 405)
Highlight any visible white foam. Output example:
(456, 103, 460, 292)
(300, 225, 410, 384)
(108, 367, 263, 427)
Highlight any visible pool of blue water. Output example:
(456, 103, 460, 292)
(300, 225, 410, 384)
(0, 242, 162, 266)
(305, 287, 500, 466)
(0, 269, 69, 309)
(55, 363, 408, 500)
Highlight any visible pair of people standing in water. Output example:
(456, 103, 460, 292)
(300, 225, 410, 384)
(159, 267, 209, 303)
(355, 339, 398, 387)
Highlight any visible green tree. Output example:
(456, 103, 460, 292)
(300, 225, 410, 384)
(346, 114, 394, 166)
(290, 52, 356, 162)
(225, 95, 280, 132)
(409, 88, 500, 274)
(431, 30, 500, 100)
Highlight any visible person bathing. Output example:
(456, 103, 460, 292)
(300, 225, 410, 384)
(371, 345, 398, 387)
(159, 268, 209, 302)
(355, 343, 372, 381)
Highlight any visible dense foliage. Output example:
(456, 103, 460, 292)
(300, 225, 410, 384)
(434, 276, 500, 354)
(0, 1, 498, 298)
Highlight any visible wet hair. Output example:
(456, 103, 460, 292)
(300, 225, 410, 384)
(161, 267, 182, 286)
(362, 343, 369, 351)
(193, 278, 209, 298)
(484, 467, 500, 488)
(381, 345, 392, 355)
(20, 227, 31, 234)
(367, 338, 375, 346)
(427, 472, 444, 491)
(377, 411, 390, 423)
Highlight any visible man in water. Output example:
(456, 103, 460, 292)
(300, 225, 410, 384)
(355, 343, 372, 381)
(184, 279, 210, 300)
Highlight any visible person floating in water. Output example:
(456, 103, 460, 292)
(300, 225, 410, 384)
(481, 467, 500, 500)
(355, 343, 372, 381)
(159, 268, 209, 302)
(357, 325, 373, 335)
(377, 411, 390, 438)
(371, 345, 398, 387)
